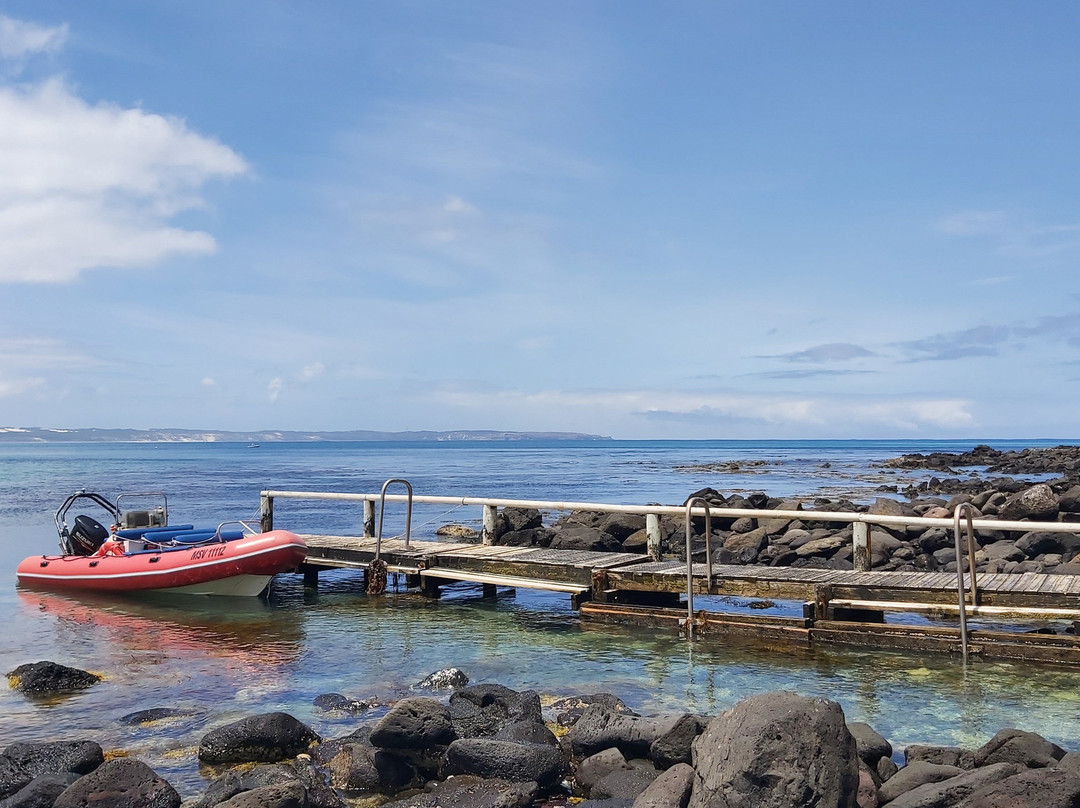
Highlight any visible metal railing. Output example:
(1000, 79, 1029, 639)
(260, 487, 1080, 563)
(261, 486, 1080, 655)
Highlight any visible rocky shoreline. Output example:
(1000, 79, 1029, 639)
(444, 445, 1080, 581)
(5, 660, 1078, 808)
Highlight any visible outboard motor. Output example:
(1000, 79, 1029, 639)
(65, 515, 110, 556)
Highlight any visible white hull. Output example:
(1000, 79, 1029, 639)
(158, 574, 274, 597)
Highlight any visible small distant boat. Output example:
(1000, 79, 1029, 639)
(15, 491, 305, 596)
(248, 443, 260, 448)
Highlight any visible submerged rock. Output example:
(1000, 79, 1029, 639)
(6, 662, 101, 695)
(119, 708, 199, 726)
(312, 693, 374, 713)
(413, 668, 469, 690)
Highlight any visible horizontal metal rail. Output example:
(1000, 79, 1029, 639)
(420, 567, 589, 594)
(261, 489, 1080, 534)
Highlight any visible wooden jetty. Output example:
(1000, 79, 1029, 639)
(262, 487, 1080, 665)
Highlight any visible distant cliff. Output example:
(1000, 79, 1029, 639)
(0, 427, 612, 443)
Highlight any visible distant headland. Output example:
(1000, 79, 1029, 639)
(0, 427, 612, 443)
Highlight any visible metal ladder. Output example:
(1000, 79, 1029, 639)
(953, 502, 980, 663)
(682, 497, 714, 639)
(368, 478, 413, 595)
(678, 497, 982, 655)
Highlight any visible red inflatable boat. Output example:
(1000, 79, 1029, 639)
(15, 491, 306, 596)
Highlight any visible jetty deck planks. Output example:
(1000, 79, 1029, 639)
(299, 532, 1080, 663)
(300, 533, 644, 588)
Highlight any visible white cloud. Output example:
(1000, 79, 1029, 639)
(0, 336, 94, 369)
(202, 377, 216, 387)
(0, 373, 44, 398)
(938, 210, 1008, 237)
(0, 15, 66, 61)
(0, 73, 248, 283)
(299, 362, 324, 382)
(426, 385, 975, 433)
(268, 377, 284, 402)
(938, 210, 1080, 258)
(443, 195, 476, 214)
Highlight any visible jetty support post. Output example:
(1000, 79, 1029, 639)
(260, 493, 274, 533)
(853, 522, 872, 572)
(421, 575, 441, 599)
(482, 504, 498, 546)
(647, 513, 662, 561)
(363, 500, 375, 538)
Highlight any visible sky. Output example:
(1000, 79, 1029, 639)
(1, 2, 1079, 440)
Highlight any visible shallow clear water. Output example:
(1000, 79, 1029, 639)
(2, 439, 1079, 798)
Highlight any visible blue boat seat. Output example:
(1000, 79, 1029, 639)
(114, 525, 244, 544)
(166, 529, 244, 544)
(115, 525, 195, 540)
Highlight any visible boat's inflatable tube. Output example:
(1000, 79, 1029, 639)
(16, 530, 307, 595)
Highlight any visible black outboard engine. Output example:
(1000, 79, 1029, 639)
(65, 515, 110, 556)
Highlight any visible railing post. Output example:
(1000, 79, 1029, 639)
(853, 522, 871, 571)
(647, 513, 662, 561)
(363, 500, 375, 538)
(482, 504, 498, 545)
(260, 493, 273, 533)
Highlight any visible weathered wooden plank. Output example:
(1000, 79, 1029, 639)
(510, 548, 644, 568)
(421, 567, 589, 594)
(429, 556, 596, 586)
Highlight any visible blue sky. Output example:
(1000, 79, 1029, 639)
(1, 2, 1078, 439)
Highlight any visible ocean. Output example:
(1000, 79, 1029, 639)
(2, 438, 1079, 797)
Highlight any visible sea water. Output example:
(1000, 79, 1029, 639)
(2, 439, 1080, 797)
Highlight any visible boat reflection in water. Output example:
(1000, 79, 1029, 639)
(17, 588, 306, 671)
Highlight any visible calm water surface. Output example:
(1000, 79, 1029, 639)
(2, 439, 1080, 798)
